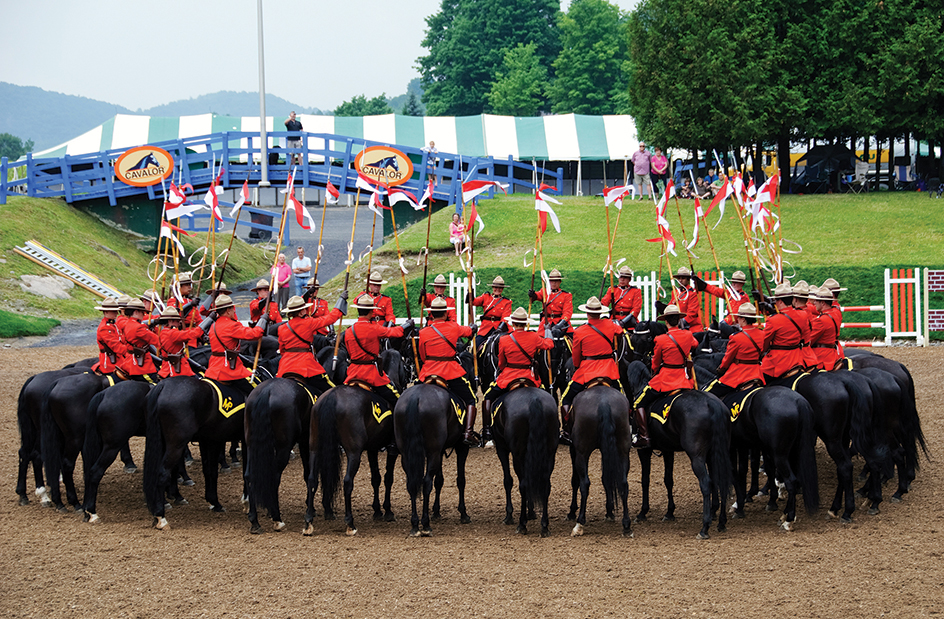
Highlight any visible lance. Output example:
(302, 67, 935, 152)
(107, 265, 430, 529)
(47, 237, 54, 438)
(252, 178, 291, 375)
(418, 190, 433, 316)
(602, 200, 626, 297)
(673, 189, 696, 274)
(527, 223, 540, 318)
(365, 205, 378, 288)
(387, 200, 421, 372)
(465, 200, 480, 383)
(329, 184, 362, 371)
(695, 199, 735, 320)
(599, 201, 613, 298)
(215, 182, 248, 292)
(308, 175, 331, 293)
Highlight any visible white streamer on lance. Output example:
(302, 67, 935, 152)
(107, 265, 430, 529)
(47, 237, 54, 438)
(153, 297, 167, 313)
(187, 246, 209, 269)
(779, 259, 797, 282)
(415, 246, 428, 266)
(316, 244, 324, 262)
(172, 282, 184, 304)
(147, 257, 167, 282)
(358, 245, 373, 263)
(459, 256, 467, 272)
(344, 241, 354, 266)
(522, 248, 534, 268)
(540, 270, 551, 296)
(656, 281, 668, 300)
(614, 257, 626, 271)
(780, 239, 803, 254)
(398, 257, 409, 275)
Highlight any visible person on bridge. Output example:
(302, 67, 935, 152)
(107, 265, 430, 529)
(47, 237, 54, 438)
(205, 294, 265, 398)
(292, 246, 312, 296)
(343, 294, 412, 412)
(419, 274, 457, 325)
(157, 307, 206, 378)
(471, 275, 512, 350)
(529, 269, 574, 338)
(417, 297, 478, 445)
(633, 304, 698, 448)
(363, 271, 396, 325)
(121, 298, 160, 384)
(559, 297, 622, 445)
(277, 294, 345, 395)
(704, 302, 765, 399)
(92, 297, 127, 377)
(284, 111, 303, 166)
(601, 265, 642, 327)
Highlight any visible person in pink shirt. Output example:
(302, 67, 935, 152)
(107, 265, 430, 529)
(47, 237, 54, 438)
(449, 213, 466, 256)
(651, 147, 669, 194)
(271, 253, 292, 310)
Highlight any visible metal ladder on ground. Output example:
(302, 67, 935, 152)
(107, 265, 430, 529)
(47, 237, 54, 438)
(13, 239, 124, 299)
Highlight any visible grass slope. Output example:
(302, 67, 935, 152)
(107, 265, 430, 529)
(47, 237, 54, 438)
(319, 192, 944, 340)
(0, 196, 272, 321)
(0, 309, 59, 338)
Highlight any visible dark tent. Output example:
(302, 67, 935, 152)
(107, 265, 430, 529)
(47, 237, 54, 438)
(792, 144, 859, 192)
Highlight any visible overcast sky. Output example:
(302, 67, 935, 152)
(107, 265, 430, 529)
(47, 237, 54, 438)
(2, 0, 639, 112)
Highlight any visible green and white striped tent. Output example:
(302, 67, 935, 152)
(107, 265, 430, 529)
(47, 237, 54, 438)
(33, 113, 638, 161)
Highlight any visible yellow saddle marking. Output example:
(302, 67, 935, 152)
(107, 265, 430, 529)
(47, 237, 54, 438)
(372, 401, 391, 424)
(650, 393, 685, 425)
(729, 387, 764, 423)
(289, 380, 318, 407)
(106, 375, 116, 387)
(789, 372, 810, 391)
(454, 398, 465, 424)
(201, 378, 245, 419)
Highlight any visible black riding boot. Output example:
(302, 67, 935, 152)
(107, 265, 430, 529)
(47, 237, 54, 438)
(480, 400, 493, 447)
(559, 405, 573, 446)
(633, 407, 651, 449)
(463, 405, 479, 446)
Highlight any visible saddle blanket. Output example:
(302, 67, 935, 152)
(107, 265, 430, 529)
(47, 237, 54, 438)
(721, 387, 764, 423)
(201, 378, 247, 418)
(649, 391, 685, 425)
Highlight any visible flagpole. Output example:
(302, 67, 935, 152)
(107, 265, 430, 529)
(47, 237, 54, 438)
(527, 221, 540, 319)
(365, 208, 378, 288)
(252, 182, 290, 375)
(697, 205, 735, 320)
(387, 201, 421, 372)
(310, 179, 330, 289)
(419, 188, 433, 317)
(673, 193, 695, 274)
(215, 192, 246, 289)
(600, 202, 613, 298)
(330, 188, 362, 372)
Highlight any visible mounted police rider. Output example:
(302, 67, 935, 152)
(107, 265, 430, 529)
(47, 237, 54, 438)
(277, 294, 345, 395)
(419, 274, 458, 325)
(471, 275, 513, 350)
(205, 294, 265, 397)
(703, 302, 765, 399)
(601, 265, 642, 328)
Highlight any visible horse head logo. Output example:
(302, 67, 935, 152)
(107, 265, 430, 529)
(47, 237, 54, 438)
(128, 153, 161, 170)
(365, 156, 400, 172)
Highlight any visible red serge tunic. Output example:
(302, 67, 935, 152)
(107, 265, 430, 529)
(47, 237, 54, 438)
(829, 304, 845, 358)
(760, 312, 806, 377)
(249, 297, 282, 324)
(306, 297, 332, 335)
(535, 288, 574, 334)
(571, 317, 622, 384)
(343, 318, 404, 387)
(159, 326, 205, 378)
(364, 292, 396, 324)
(205, 316, 264, 381)
(472, 293, 512, 336)
(418, 320, 474, 381)
(671, 286, 703, 332)
(717, 327, 765, 388)
(122, 318, 160, 375)
(809, 311, 842, 370)
(601, 285, 642, 320)
(421, 293, 457, 324)
(790, 307, 819, 369)
(276, 309, 343, 378)
(497, 330, 554, 389)
(93, 318, 127, 374)
(649, 327, 698, 391)
(704, 284, 749, 324)
(167, 297, 201, 345)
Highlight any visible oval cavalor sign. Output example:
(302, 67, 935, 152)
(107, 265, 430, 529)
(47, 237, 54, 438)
(354, 145, 414, 187)
(114, 146, 174, 187)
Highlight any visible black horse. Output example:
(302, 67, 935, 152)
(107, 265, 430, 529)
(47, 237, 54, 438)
(41, 372, 119, 512)
(490, 386, 559, 536)
(394, 383, 471, 537)
(16, 367, 87, 506)
(81, 380, 153, 522)
(626, 361, 731, 539)
(244, 377, 315, 534)
(567, 385, 633, 537)
(727, 386, 820, 530)
(143, 375, 256, 529)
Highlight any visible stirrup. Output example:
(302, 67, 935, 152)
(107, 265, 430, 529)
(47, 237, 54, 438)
(559, 431, 572, 446)
(632, 433, 651, 449)
(464, 431, 481, 446)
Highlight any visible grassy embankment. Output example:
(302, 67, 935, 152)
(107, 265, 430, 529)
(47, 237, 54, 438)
(0, 196, 272, 326)
(321, 191, 944, 340)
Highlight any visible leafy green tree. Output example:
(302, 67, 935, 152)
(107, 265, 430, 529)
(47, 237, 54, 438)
(547, 0, 627, 115)
(334, 94, 393, 117)
(0, 133, 34, 160)
(418, 0, 561, 116)
(487, 43, 549, 116)
(400, 90, 424, 116)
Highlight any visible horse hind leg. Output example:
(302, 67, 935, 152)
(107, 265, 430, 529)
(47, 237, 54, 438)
(567, 446, 579, 521)
(663, 451, 676, 522)
(382, 450, 397, 521)
(455, 445, 471, 524)
(82, 446, 121, 523)
(199, 441, 226, 512)
(620, 456, 633, 537)
(368, 450, 383, 521)
(571, 452, 590, 537)
(343, 450, 362, 536)
(497, 446, 515, 525)
(691, 457, 713, 540)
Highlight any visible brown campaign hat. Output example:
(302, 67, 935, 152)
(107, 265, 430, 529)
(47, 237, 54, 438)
(352, 293, 376, 310)
(307, 278, 321, 289)
(792, 280, 810, 298)
(508, 307, 529, 324)
(283, 295, 313, 315)
(176, 272, 193, 286)
(657, 304, 684, 320)
(810, 286, 835, 302)
(116, 294, 132, 308)
(425, 297, 449, 313)
(368, 271, 388, 285)
(433, 274, 447, 286)
(94, 298, 120, 311)
(578, 296, 608, 315)
(251, 279, 270, 291)
(159, 307, 181, 321)
(211, 281, 232, 295)
(126, 298, 147, 312)
(736, 302, 758, 319)
(772, 283, 793, 299)
(674, 267, 692, 279)
(491, 276, 506, 288)
(140, 290, 161, 304)
(548, 269, 563, 280)
(822, 277, 847, 293)
(730, 270, 747, 283)
(617, 266, 634, 278)
(214, 294, 235, 311)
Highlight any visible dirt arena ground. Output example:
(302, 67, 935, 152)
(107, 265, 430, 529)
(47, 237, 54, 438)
(1, 345, 941, 618)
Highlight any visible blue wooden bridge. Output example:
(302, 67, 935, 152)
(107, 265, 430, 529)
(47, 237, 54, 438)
(1, 130, 564, 242)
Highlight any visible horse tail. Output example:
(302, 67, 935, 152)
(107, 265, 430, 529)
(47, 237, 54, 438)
(247, 385, 279, 515)
(82, 390, 107, 489)
(143, 380, 168, 516)
(315, 391, 342, 512)
(707, 397, 731, 506)
(523, 395, 552, 509)
(898, 364, 928, 465)
(16, 377, 38, 478)
(400, 393, 426, 499)
(597, 399, 622, 508)
(40, 382, 63, 497)
(795, 396, 820, 515)
(840, 373, 888, 473)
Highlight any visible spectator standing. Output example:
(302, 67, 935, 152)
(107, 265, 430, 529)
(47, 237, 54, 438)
(449, 213, 466, 256)
(651, 147, 669, 194)
(272, 253, 292, 309)
(284, 111, 303, 166)
(422, 140, 439, 184)
(630, 142, 652, 199)
(291, 246, 312, 296)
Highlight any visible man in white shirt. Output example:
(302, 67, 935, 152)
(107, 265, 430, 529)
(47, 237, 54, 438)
(292, 246, 312, 296)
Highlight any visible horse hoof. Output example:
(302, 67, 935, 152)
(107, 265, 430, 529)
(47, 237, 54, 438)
(219, 466, 232, 475)
(765, 504, 777, 512)
(571, 523, 584, 537)
(241, 494, 249, 506)
(154, 517, 169, 530)
(623, 528, 634, 538)
(744, 495, 754, 504)
(868, 507, 880, 516)
(841, 516, 852, 525)
(826, 510, 837, 519)
(732, 512, 745, 520)
(516, 525, 527, 535)
(164, 502, 172, 511)
(566, 513, 576, 522)
(634, 515, 647, 524)
(182, 479, 195, 487)
(420, 528, 432, 537)
(460, 515, 472, 525)
(541, 528, 550, 538)
(324, 512, 336, 521)
(174, 498, 188, 506)
(662, 515, 675, 523)
(40, 496, 53, 508)
(210, 505, 225, 513)
(409, 529, 421, 538)
(56, 505, 70, 514)
(780, 520, 795, 532)
(854, 490, 865, 499)
(504, 516, 514, 526)
(373, 512, 383, 521)
(605, 515, 615, 523)
(18, 496, 29, 507)
(717, 524, 726, 533)
(302, 524, 315, 537)
(890, 495, 903, 503)
(123, 465, 137, 474)
(250, 524, 263, 535)
(384, 512, 396, 522)
(345, 527, 357, 536)
(274, 521, 286, 532)
(696, 531, 709, 540)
